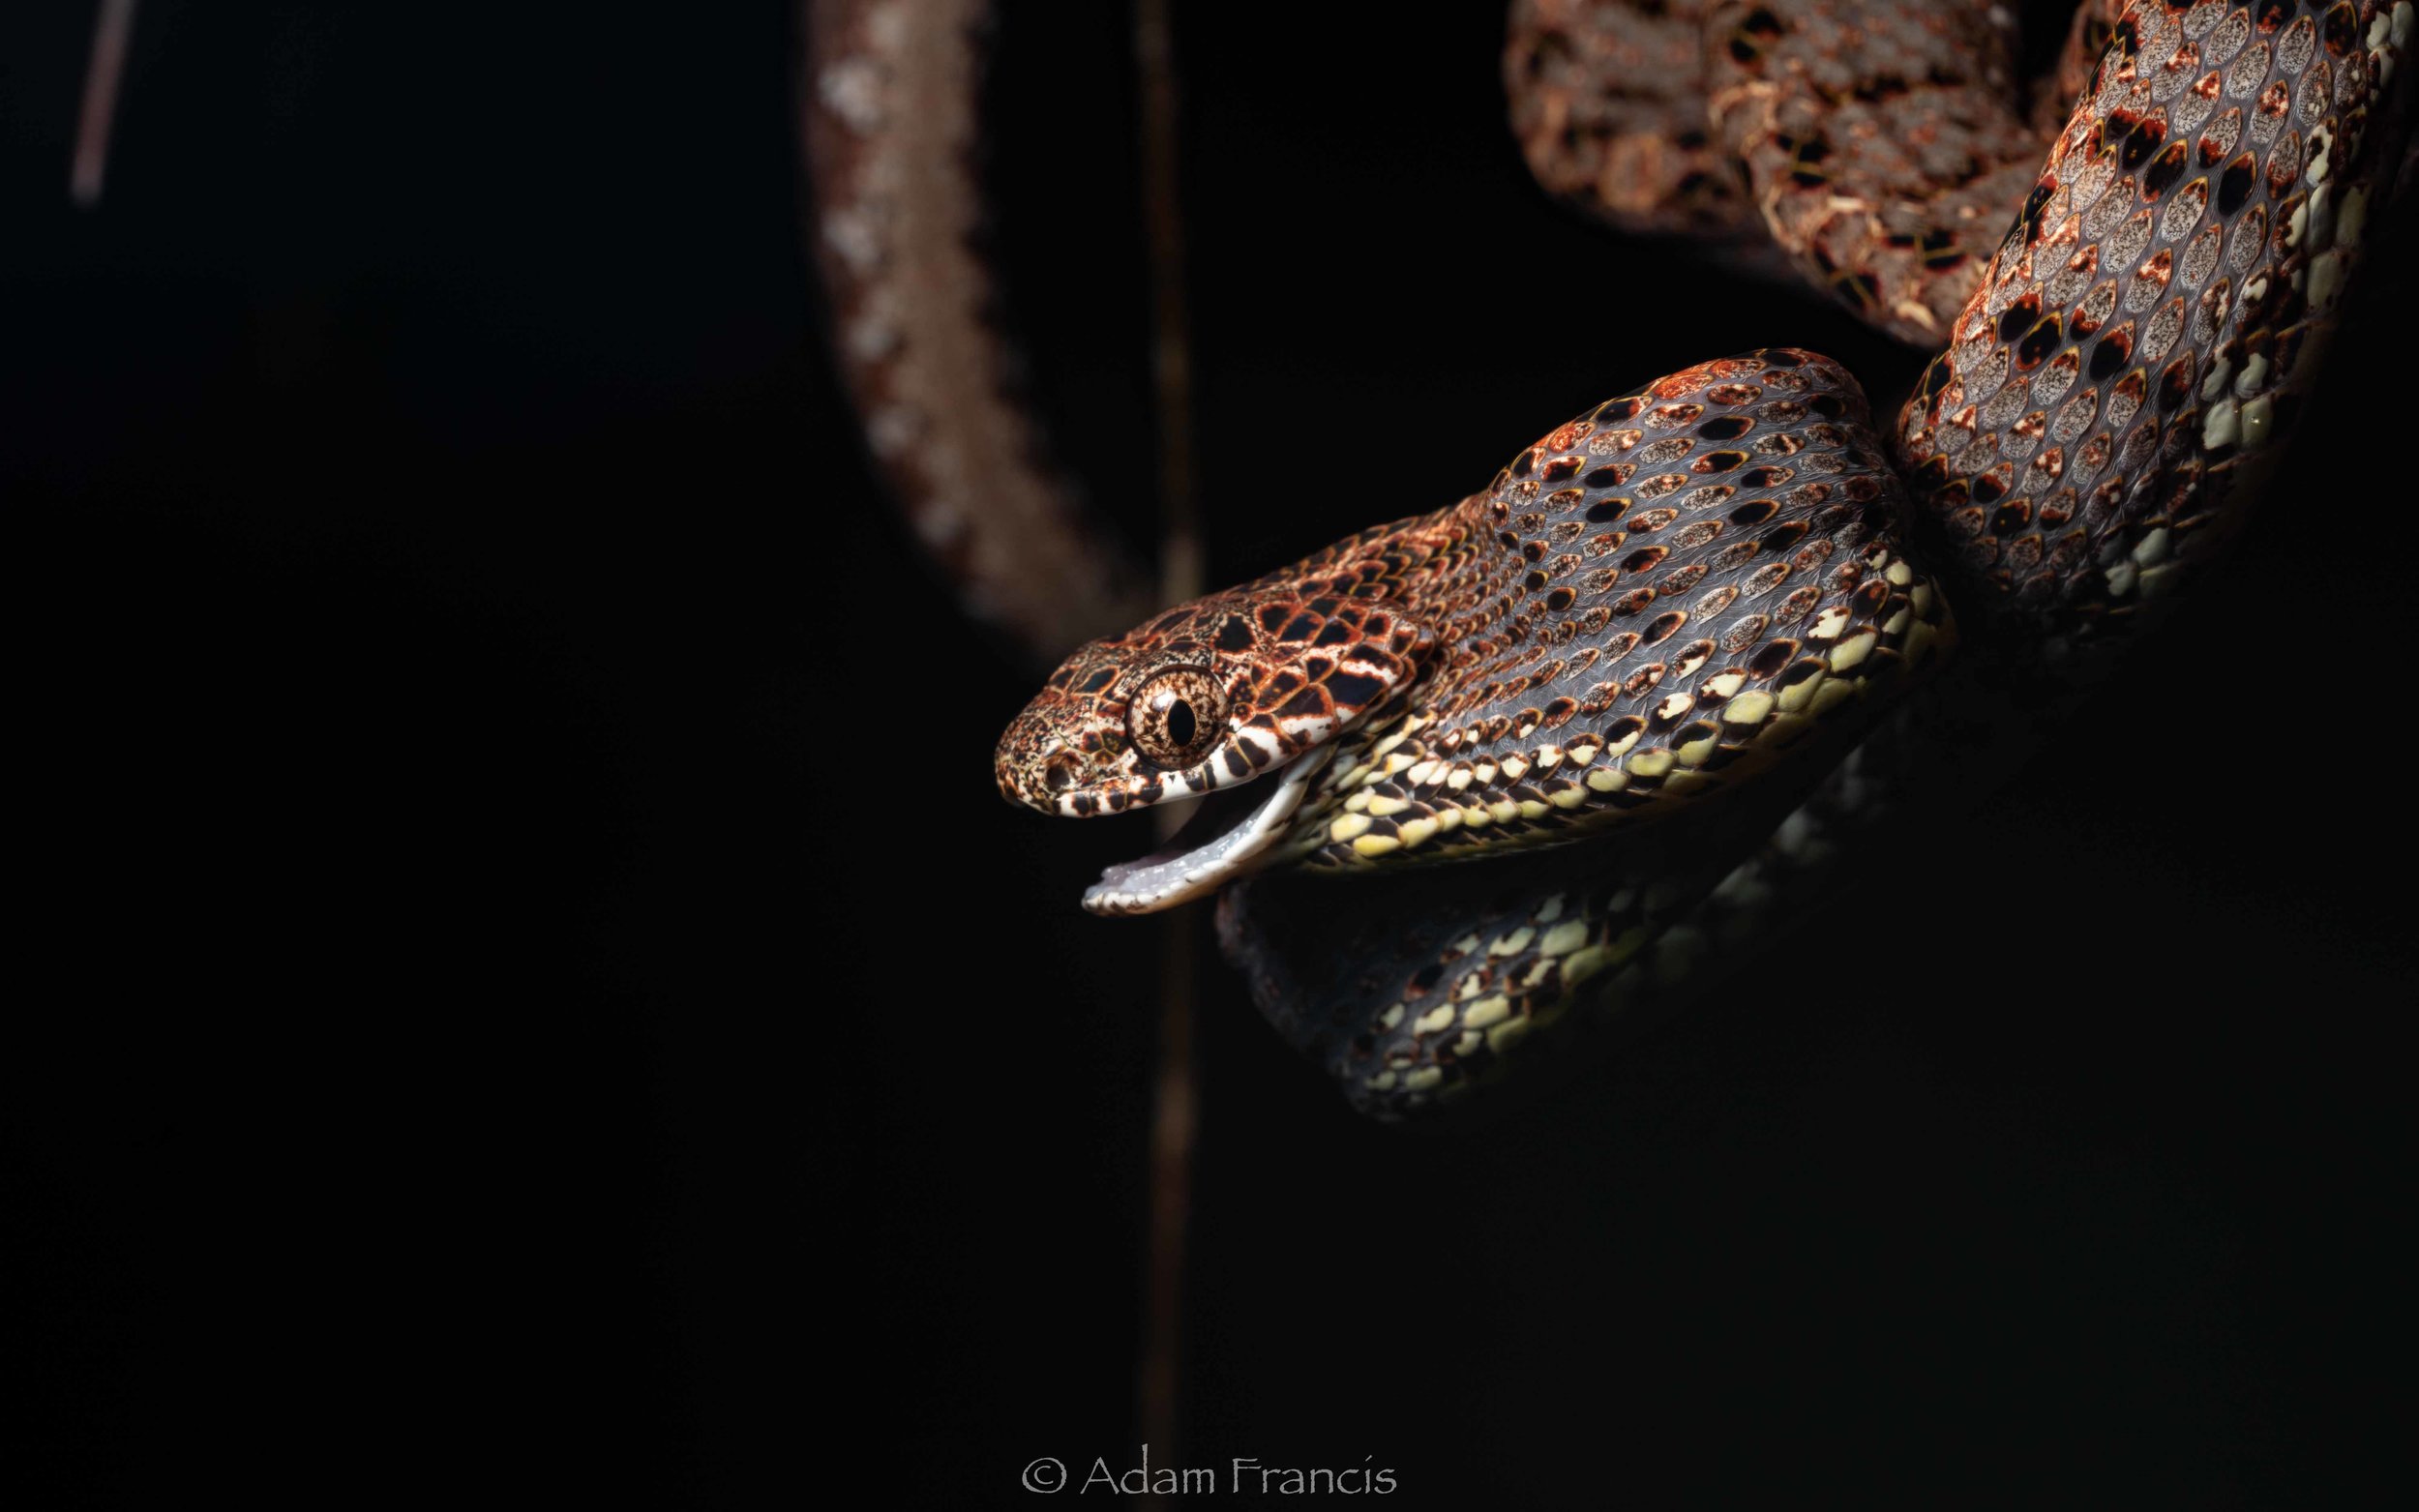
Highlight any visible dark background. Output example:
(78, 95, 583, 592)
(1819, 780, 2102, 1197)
(7, 2, 2410, 1505)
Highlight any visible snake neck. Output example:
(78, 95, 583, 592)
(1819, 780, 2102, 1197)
(1385, 491, 1543, 680)
(1274, 351, 1958, 874)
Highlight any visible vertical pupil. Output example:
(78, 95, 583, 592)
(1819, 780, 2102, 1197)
(1166, 698, 1196, 749)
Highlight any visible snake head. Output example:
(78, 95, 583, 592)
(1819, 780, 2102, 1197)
(995, 524, 1443, 911)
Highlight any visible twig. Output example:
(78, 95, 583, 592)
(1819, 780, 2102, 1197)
(73, 0, 138, 207)
(1134, 0, 1200, 1496)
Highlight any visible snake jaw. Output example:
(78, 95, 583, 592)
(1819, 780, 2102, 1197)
(1080, 745, 1337, 916)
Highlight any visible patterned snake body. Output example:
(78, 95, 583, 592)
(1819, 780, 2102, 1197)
(822, 1, 2415, 1117)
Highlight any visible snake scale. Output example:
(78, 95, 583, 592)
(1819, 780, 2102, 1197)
(812, 0, 2415, 1118)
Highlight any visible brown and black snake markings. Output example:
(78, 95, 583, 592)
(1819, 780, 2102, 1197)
(817, 0, 2417, 1118)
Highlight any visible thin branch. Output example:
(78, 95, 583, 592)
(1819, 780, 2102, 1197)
(73, 0, 138, 207)
(1134, 0, 1201, 1496)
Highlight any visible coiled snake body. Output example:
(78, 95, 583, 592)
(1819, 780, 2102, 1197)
(815, 0, 2415, 1117)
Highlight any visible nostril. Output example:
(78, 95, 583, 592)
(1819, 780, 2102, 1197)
(1043, 755, 1080, 792)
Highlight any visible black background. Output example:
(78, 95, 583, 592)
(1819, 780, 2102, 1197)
(7, 2, 2411, 1505)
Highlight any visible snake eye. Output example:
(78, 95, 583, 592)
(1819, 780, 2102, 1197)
(1126, 666, 1226, 769)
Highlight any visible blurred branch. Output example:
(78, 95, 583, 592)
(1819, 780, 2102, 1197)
(74, 0, 137, 207)
(1135, 0, 1200, 1495)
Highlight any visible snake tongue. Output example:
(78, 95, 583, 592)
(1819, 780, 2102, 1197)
(1082, 746, 1335, 916)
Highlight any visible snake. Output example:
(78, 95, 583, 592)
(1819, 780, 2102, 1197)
(810, 0, 2416, 1118)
